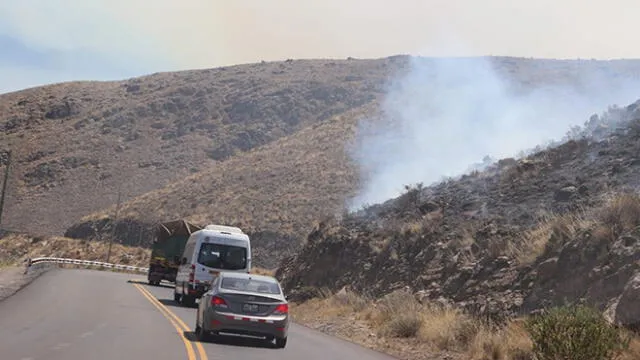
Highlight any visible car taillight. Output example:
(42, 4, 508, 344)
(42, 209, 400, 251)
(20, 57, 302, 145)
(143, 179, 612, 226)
(211, 296, 227, 307)
(188, 264, 195, 282)
(273, 304, 288, 314)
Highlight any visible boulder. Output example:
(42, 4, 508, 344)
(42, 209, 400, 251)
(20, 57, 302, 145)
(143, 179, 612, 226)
(554, 186, 578, 201)
(614, 272, 640, 329)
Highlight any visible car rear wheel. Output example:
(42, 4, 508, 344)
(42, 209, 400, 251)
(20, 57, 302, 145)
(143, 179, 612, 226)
(275, 337, 287, 349)
(195, 323, 210, 342)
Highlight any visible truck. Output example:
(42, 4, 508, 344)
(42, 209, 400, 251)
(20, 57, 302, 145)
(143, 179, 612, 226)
(147, 219, 203, 286)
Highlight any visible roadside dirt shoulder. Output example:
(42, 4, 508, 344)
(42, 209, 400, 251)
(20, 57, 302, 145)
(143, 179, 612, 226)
(0, 264, 50, 302)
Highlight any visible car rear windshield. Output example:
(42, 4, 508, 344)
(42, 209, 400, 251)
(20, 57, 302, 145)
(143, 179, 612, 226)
(197, 243, 247, 270)
(221, 277, 281, 295)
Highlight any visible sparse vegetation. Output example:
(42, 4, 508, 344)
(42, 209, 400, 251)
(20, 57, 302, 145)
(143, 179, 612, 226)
(507, 192, 640, 266)
(507, 212, 588, 265)
(525, 304, 631, 360)
(596, 192, 640, 241)
(284, 184, 640, 360)
(292, 287, 532, 360)
(292, 287, 640, 360)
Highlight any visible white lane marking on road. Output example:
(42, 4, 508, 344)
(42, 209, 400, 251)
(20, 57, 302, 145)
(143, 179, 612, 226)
(52, 342, 71, 350)
(19, 357, 34, 360)
(79, 331, 93, 338)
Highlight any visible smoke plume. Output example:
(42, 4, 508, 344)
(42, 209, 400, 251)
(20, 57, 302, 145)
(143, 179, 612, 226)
(348, 55, 640, 210)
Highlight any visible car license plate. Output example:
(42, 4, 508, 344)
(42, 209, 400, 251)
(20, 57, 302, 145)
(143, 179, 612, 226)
(243, 303, 259, 313)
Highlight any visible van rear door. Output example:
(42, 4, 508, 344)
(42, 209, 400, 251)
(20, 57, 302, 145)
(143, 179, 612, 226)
(193, 237, 249, 284)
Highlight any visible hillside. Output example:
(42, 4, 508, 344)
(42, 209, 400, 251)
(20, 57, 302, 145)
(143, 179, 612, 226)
(0, 58, 395, 236)
(57, 56, 640, 268)
(3, 57, 640, 257)
(277, 98, 640, 327)
(65, 104, 375, 268)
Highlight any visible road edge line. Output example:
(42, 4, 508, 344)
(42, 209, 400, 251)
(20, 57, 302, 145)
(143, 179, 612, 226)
(136, 284, 208, 360)
(133, 283, 197, 360)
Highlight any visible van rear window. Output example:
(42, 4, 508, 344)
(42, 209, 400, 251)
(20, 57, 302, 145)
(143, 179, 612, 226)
(197, 243, 247, 270)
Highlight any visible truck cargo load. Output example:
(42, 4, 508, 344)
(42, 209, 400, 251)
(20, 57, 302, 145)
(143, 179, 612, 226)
(147, 219, 202, 286)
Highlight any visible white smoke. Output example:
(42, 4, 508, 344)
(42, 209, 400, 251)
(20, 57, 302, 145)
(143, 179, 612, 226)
(347, 55, 640, 210)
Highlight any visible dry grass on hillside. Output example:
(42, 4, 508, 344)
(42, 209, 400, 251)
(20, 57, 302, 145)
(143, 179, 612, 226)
(504, 192, 640, 266)
(82, 104, 377, 239)
(0, 233, 150, 268)
(399, 191, 640, 271)
(0, 58, 394, 236)
(292, 288, 640, 360)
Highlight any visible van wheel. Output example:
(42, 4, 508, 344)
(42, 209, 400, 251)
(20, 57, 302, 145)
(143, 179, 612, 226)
(173, 291, 180, 303)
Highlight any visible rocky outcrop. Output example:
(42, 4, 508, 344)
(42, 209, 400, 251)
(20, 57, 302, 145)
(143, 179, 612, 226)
(614, 272, 640, 330)
(522, 227, 640, 322)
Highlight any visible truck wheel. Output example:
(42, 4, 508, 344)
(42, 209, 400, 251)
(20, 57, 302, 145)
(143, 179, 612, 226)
(182, 295, 196, 307)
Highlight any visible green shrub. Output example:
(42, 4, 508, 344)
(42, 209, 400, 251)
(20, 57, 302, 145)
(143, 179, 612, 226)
(525, 304, 630, 360)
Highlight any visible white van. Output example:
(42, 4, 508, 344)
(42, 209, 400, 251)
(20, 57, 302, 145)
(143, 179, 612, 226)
(174, 224, 252, 306)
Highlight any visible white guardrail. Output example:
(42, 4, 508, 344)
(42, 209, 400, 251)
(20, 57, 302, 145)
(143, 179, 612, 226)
(28, 257, 149, 274)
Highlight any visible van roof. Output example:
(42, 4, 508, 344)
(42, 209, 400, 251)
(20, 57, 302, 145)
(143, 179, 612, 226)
(195, 228, 251, 243)
(204, 224, 244, 234)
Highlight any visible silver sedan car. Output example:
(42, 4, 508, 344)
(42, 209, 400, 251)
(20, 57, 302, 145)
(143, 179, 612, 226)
(195, 271, 290, 348)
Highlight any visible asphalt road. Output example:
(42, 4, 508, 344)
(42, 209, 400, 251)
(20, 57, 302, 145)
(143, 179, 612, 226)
(0, 268, 397, 360)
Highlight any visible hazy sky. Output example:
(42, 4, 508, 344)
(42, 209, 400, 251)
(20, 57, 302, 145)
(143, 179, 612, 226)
(0, 0, 638, 94)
